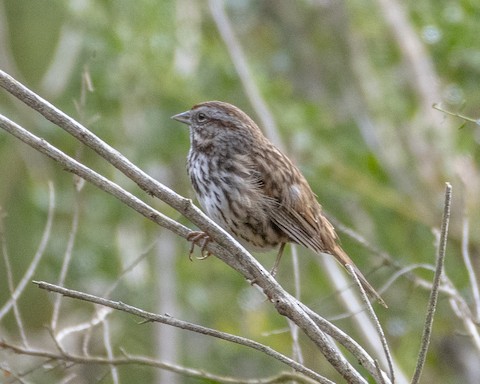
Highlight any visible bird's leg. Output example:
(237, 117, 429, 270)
(270, 243, 287, 277)
(186, 231, 211, 260)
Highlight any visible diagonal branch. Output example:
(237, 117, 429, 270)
(347, 265, 394, 383)
(32, 280, 331, 384)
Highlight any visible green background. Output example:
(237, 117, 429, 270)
(1, 0, 479, 383)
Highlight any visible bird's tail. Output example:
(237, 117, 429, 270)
(332, 245, 387, 308)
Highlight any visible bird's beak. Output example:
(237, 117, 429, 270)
(171, 110, 192, 125)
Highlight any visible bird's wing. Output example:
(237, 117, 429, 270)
(248, 146, 387, 306)
(246, 145, 334, 253)
(269, 184, 337, 255)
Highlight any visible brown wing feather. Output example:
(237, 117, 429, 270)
(270, 196, 386, 306)
(252, 145, 386, 307)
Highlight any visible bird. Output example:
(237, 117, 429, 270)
(172, 101, 386, 307)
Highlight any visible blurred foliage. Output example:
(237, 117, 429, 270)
(1, 0, 479, 383)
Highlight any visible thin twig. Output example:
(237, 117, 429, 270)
(55, 306, 112, 344)
(0, 182, 55, 320)
(411, 182, 452, 384)
(289, 245, 304, 365)
(330, 216, 402, 273)
(51, 185, 81, 331)
(0, 340, 320, 384)
(433, 103, 479, 125)
(346, 264, 395, 383)
(375, 360, 387, 384)
(299, 301, 391, 384)
(56, 242, 157, 344)
(32, 280, 331, 384)
(0, 210, 28, 347)
(315, 253, 397, 383)
(103, 238, 158, 299)
(461, 213, 480, 322)
(448, 294, 480, 350)
(380, 264, 436, 294)
(333, 217, 459, 298)
(102, 320, 119, 384)
(73, 241, 159, 353)
(46, 326, 67, 356)
(378, 261, 478, 353)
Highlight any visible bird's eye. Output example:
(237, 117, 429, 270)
(197, 112, 207, 122)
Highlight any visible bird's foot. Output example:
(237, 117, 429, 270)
(187, 231, 212, 260)
(269, 265, 279, 278)
(268, 243, 286, 278)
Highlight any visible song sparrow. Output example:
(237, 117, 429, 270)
(172, 101, 386, 307)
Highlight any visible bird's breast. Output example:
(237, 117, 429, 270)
(187, 152, 287, 250)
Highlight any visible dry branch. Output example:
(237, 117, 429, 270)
(0, 340, 320, 384)
(411, 183, 452, 384)
(31, 280, 330, 384)
(0, 69, 392, 384)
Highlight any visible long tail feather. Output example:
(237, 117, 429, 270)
(332, 245, 387, 308)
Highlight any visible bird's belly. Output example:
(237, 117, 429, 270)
(192, 175, 285, 251)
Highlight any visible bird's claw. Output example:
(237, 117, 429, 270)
(187, 231, 212, 260)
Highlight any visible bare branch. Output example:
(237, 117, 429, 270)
(433, 103, 479, 125)
(32, 280, 331, 384)
(448, 293, 480, 351)
(56, 306, 112, 345)
(384, 264, 480, 352)
(411, 182, 452, 384)
(289, 245, 304, 364)
(298, 303, 392, 384)
(0, 340, 322, 384)
(102, 320, 119, 384)
(333, 218, 460, 299)
(347, 265, 395, 383)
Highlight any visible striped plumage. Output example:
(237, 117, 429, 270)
(172, 101, 385, 307)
